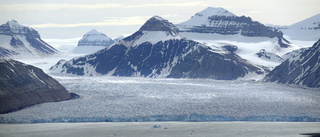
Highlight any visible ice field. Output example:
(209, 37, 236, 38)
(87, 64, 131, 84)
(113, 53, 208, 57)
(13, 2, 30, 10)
(1, 74, 319, 123)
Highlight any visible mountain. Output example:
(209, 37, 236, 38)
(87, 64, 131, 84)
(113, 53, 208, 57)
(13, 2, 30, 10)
(175, 7, 294, 70)
(50, 16, 264, 80)
(77, 29, 114, 47)
(73, 29, 115, 54)
(177, 7, 288, 44)
(0, 59, 78, 114)
(279, 13, 320, 41)
(264, 39, 320, 88)
(0, 20, 59, 58)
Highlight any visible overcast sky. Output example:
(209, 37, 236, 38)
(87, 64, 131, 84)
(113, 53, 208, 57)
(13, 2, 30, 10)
(1, 0, 319, 40)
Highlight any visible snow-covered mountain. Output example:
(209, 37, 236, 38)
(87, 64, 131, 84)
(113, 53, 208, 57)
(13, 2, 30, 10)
(77, 29, 114, 47)
(0, 20, 59, 58)
(73, 29, 115, 54)
(0, 59, 77, 114)
(279, 13, 320, 41)
(175, 7, 295, 69)
(264, 39, 320, 88)
(50, 16, 265, 80)
(177, 7, 288, 41)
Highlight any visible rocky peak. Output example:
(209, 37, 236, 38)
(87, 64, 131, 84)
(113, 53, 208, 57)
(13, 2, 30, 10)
(139, 16, 179, 35)
(0, 20, 40, 38)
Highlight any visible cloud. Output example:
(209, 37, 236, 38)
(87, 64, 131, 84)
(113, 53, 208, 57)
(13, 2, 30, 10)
(0, 2, 207, 11)
(29, 16, 150, 28)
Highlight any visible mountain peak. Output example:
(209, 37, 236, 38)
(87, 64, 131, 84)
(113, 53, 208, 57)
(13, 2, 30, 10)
(0, 19, 40, 38)
(5, 20, 31, 31)
(195, 7, 236, 17)
(77, 29, 113, 47)
(139, 15, 179, 35)
(86, 29, 99, 34)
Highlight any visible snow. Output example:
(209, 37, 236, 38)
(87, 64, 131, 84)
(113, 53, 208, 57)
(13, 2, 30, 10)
(121, 31, 184, 48)
(180, 32, 311, 69)
(179, 7, 236, 27)
(0, 35, 13, 49)
(6, 20, 34, 34)
(0, 73, 319, 123)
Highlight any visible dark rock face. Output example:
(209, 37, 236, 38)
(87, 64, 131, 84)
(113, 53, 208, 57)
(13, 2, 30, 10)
(0, 59, 76, 114)
(264, 39, 320, 88)
(221, 45, 238, 53)
(0, 20, 58, 57)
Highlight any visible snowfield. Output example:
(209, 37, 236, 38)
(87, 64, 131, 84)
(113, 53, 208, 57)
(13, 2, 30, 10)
(0, 74, 319, 123)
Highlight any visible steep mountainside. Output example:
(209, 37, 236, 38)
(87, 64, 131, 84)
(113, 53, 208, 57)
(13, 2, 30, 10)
(0, 20, 59, 58)
(264, 39, 320, 88)
(50, 16, 264, 80)
(0, 59, 78, 114)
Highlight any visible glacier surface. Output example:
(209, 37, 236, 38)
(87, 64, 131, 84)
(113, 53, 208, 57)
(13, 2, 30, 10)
(0, 75, 319, 123)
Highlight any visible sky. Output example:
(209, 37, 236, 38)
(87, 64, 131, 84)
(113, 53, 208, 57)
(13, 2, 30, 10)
(0, 0, 319, 43)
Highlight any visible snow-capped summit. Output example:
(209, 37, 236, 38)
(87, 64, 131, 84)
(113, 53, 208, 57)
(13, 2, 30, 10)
(51, 16, 264, 80)
(120, 16, 184, 48)
(73, 29, 115, 54)
(180, 7, 236, 27)
(0, 20, 59, 58)
(139, 15, 179, 35)
(196, 7, 236, 17)
(178, 7, 285, 39)
(77, 29, 114, 47)
(0, 20, 39, 38)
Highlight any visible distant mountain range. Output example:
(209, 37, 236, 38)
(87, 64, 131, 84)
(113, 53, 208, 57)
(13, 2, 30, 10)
(0, 20, 59, 58)
(50, 16, 265, 80)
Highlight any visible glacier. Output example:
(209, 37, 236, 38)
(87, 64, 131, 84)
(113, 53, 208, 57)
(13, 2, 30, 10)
(0, 75, 319, 123)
